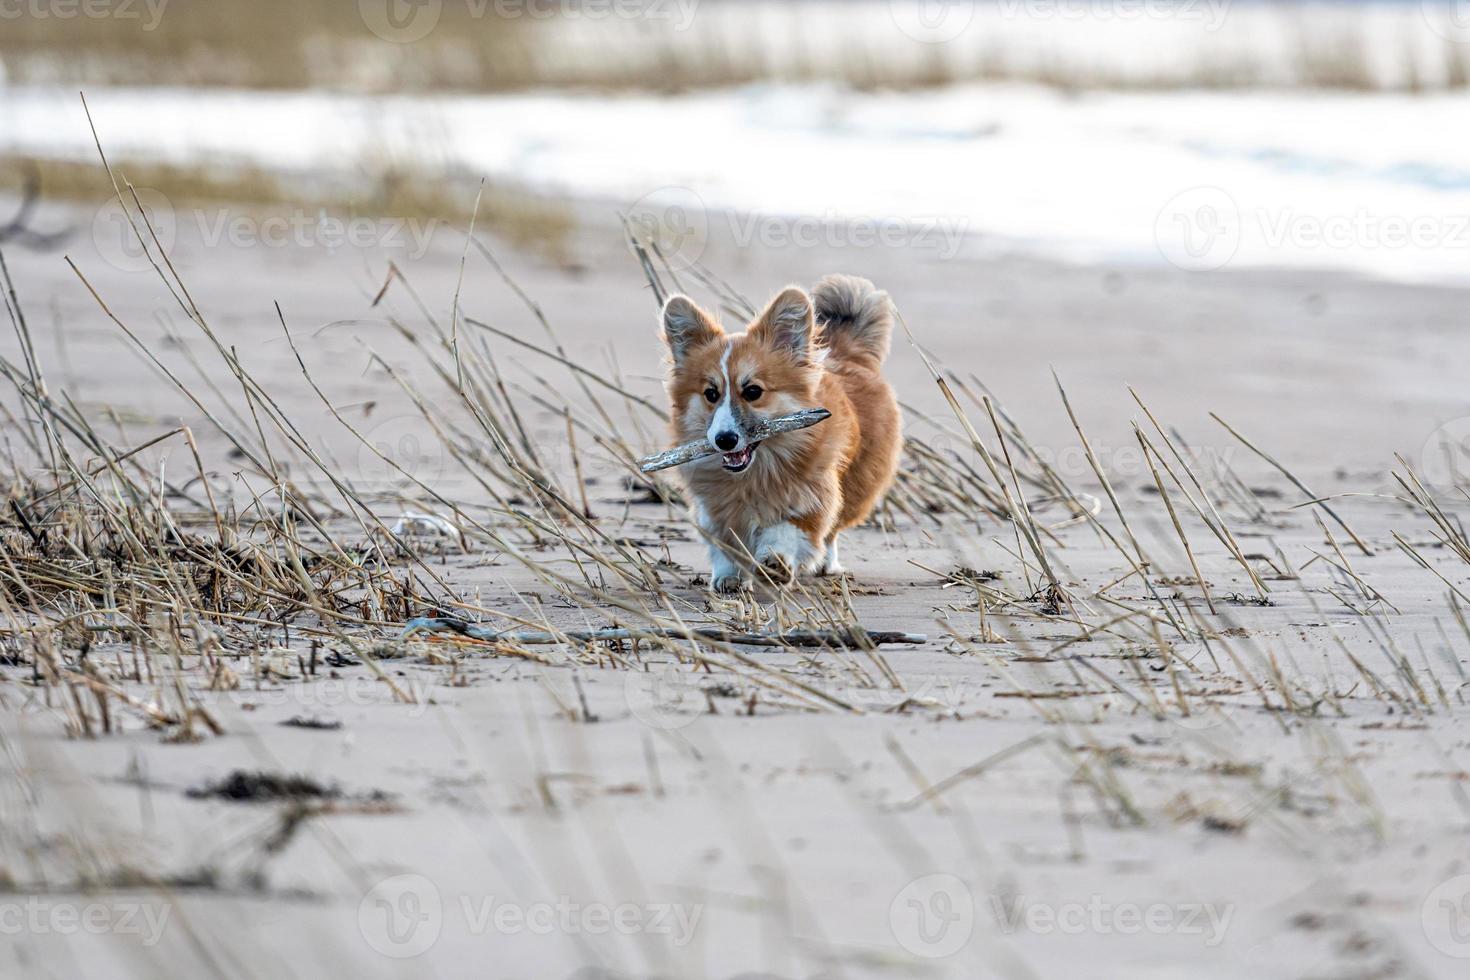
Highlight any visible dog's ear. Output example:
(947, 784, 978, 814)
(661, 294, 720, 364)
(752, 286, 813, 359)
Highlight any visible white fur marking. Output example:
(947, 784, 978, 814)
(707, 340, 743, 450)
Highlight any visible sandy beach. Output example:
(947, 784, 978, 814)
(1, 185, 1468, 980)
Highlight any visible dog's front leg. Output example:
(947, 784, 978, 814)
(708, 542, 746, 593)
(753, 522, 820, 585)
(697, 506, 749, 593)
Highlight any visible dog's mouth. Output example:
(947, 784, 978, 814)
(721, 442, 760, 473)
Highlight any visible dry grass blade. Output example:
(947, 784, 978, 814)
(895, 310, 1067, 608)
(1211, 412, 1371, 555)
(1136, 426, 1216, 614)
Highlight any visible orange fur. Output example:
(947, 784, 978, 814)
(659, 278, 901, 590)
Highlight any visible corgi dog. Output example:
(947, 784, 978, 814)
(659, 275, 902, 592)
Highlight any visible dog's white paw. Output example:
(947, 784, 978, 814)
(815, 538, 845, 576)
(705, 538, 749, 594)
(711, 573, 750, 594)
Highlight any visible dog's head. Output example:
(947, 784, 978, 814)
(660, 286, 821, 474)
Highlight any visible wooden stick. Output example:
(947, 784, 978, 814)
(402, 616, 926, 647)
(637, 408, 832, 473)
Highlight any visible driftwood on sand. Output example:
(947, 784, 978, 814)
(402, 616, 927, 648)
(637, 407, 832, 474)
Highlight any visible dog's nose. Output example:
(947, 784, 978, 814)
(713, 431, 739, 452)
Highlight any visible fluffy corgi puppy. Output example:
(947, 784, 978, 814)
(659, 275, 902, 592)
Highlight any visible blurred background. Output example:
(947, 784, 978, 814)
(4, 0, 1470, 90)
(2, 0, 1469, 279)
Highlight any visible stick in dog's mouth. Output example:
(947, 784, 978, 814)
(637, 408, 831, 474)
(721, 442, 760, 473)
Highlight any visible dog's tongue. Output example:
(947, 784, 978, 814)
(722, 447, 753, 467)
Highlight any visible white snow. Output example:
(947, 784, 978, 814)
(4, 82, 1468, 284)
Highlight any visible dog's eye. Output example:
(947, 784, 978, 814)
(741, 385, 763, 402)
(703, 387, 719, 404)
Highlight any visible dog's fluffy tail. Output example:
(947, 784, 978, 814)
(813, 274, 893, 369)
